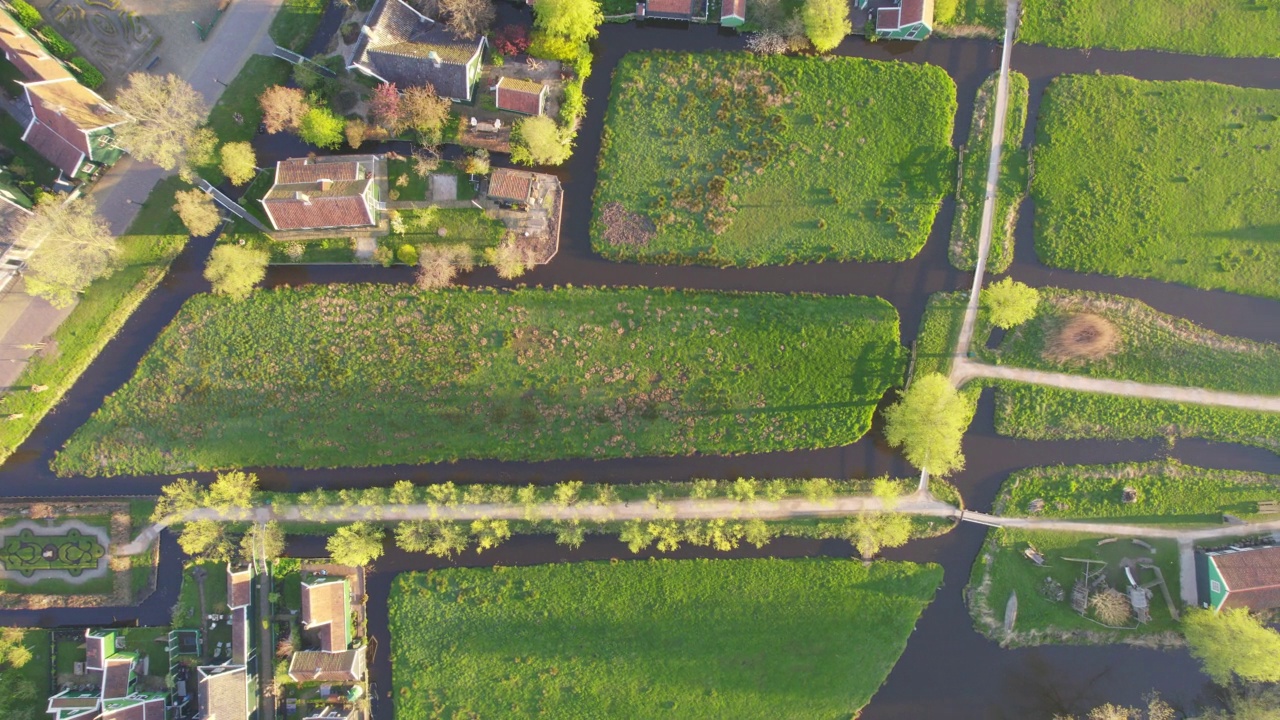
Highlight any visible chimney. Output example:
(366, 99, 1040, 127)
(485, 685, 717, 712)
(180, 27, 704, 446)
(295, 192, 311, 204)
(428, 50, 441, 68)
(318, 179, 332, 191)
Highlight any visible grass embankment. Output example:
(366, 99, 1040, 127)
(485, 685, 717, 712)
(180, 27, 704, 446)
(54, 287, 905, 475)
(950, 71, 1028, 272)
(269, 0, 328, 52)
(198, 55, 293, 186)
(1022, 0, 1280, 58)
(593, 52, 957, 267)
(1033, 76, 1280, 299)
(912, 291, 968, 378)
(993, 383, 1280, 455)
(998, 460, 1280, 527)
(390, 559, 942, 718)
(969, 529, 1181, 646)
(0, 178, 189, 466)
(985, 289, 1280, 395)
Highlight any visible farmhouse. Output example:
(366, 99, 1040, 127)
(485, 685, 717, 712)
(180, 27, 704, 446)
(875, 0, 934, 40)
(261, 156, 380, 232)
(494, 77, 548, 116)
(349, 0, 487, 102)
(720, 0, 746, 26)
(1198, 545, 1280, 612)
(288, 576, 366, 683)
(195, 564, 258, 720)
(635, 0, 698, 21)
(0, 9, 127, 179)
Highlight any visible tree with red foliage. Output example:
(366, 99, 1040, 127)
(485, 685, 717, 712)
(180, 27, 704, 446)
(369, 82, 403, 134)
(494, 25, 530, 56)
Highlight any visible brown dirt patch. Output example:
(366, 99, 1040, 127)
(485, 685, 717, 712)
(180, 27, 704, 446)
(1044, 313, 1119, 363)
(599, 203, 656, 248)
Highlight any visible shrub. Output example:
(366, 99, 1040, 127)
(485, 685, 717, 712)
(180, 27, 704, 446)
(373, 245, 393, 267)
(10, 0, 42, 29)
(415, 244, 475, 290)
(494, 25, 531, 55)
(37, 26, 75, 59)
(396, 243, 418, 265)
(69, 57, 104, 90)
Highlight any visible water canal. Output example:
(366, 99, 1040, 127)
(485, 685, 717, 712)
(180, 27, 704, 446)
(1, 18, 1278, 720)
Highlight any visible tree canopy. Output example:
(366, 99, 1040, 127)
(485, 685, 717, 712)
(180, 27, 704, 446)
(259, 85, 310, 134)
(510, 115, 572, 166)
(327, 522, 386, 566)
(401, 84, 451, 142)
(883, 373, 969, 477)
(299, 107, 346, 150)
(802, 0, 852, 53)
(440, 0, 495, 38)
(114, 73, 210, 175)
(173, 189, 221, 237)
(220, 142, 258, 186)
(984, 277, 1041, 329)
(21, 195, 118, 307)
(1183, 608, 1280, 684)
(204, 245, 268, 301)
(533, 0, 601, 46)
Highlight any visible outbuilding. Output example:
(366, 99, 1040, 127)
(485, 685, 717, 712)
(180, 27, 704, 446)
(1198, 545, 1280, 612)
(875, 0, 934, 41)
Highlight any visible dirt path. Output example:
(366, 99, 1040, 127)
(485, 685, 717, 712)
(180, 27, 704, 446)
(952, 358, 1280, 413)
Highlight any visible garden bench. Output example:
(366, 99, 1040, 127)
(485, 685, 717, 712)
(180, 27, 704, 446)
(1257, 500, 1280, 514)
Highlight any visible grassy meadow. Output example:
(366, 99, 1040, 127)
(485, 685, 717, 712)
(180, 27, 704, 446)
(593, 52, 957, 266)
(54, 286, 904, 475)
(1022, 0, 1280, 58)
(985, 289, 1280, 395)
(1032, 76, 1280, 298)
(912, 291, 969, 378)
(950, 71, 1028, 272)
(390, 559, 942, 718)
(969, 529, 1181, 646)
(999, 461, 1280, 526)
(994, 383, 1280, 455)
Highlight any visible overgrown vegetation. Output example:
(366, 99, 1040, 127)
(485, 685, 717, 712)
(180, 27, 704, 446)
(950, 71, 1028, 272)
(1022, 0, 1280, 58)
(593, 52, 956, 266)
(55, 287, 904, 474)
(998, 460, 1280, 526)
(984, 289, 1280, 395)
(993, 383, 1280, 455)
(390, 559, 942, 718)
(1033, 76, 1280, 298)
(0, 178, 189, 466)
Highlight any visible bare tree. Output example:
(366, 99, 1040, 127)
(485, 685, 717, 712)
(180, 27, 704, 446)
(440, 0, 495, 38)
(400, 84, 451, 143)
(21, 195, 118, 307)
(416, 244, 476, 289)
(260, 85, 311, 134)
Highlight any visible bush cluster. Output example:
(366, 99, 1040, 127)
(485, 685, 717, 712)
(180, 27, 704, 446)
(9, 0, 42, 29)
(69, 57, 105, 89)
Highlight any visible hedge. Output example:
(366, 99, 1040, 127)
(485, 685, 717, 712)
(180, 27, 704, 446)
(69, 57, 104, 89)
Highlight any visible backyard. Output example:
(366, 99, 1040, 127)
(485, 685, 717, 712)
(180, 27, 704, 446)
(593, 52, 957, 266)
(993, 382, 1280, 455)
(1032, 75, 1280, 299)
(1021, 0, 1280, 58)
(53, 286, 905, 475)
(382, 208, 507, 261)
(389, 558, 942, 718)
(950, 71, 1028, 272)
(998, 461, 1280, 527)
(983, 289, 1280, 395)
(198, 55, 294, 185)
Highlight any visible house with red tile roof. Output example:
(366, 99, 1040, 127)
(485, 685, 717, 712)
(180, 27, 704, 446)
(635, 0, 699, 20)
(494, 77, 548, 116)
(260, 156, 380, 232)
(720, 0, 745, 26)
(289, 576, 365, 683)
(875, 0, 934, 40)
(0, 9, 127, 179)
(194, 563, 258, 720)
(1200, 545, 1280, 612)
(45, 629, 167, 720)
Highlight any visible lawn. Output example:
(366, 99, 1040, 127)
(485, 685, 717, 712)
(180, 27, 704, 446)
(224, 222, 356, 264)
(4, 630, 50, 703)
(969, 529, 1181, 646)
(269, 0, 328, 52)
(950, 71, 1028, 272)
(0, 177, 189, 466)
(382, 207, 506, 262)
(1032, 76, 1280, 299)
(999, 460, 1280, 526)
(198, 55, 294, 185)
(936, 0, 1004, 33)
(593, 52, 957, 267)
(1022, 0, 1280, 58)
(993, 382, 1280, 455)
(53, 286, 905, 475)
(984, 289, 1280, 395)
(912, 291, 968, 378)
(390, 559, 942, 718)
(386, 161, 478, 202)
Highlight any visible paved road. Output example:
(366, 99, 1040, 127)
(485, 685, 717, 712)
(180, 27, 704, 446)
(952, 358, 1280, 413)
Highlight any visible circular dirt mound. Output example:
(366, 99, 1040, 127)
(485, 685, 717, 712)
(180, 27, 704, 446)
(1044, 313, 1119, 362)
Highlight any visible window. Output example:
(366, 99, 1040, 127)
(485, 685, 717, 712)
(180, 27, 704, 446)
(1210, 580, 1221, 594)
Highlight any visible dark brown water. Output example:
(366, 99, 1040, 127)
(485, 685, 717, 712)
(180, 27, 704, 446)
(1, 21, 1278, 720)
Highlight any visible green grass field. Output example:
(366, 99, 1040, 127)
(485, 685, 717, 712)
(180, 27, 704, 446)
(993, 383, 1280, 455)
(969, 529, 1180, 646)
(950, 71, 1028, 272)
(912, 291, 969, 379)
(0, 178, 189, 467)
(390, 559, 942, 718)
(985, 289, 1280, 395)
(1022, 0, 1280, 58)
(999, 460, 1280, 526)
(269, 0, 328, 52)
(382, 208, 506, 262)
(936, 0, 1004, 33)
(1032, 76, 1280, 299)
(54, 287, 904, 475)
(593, 52, 957, 266)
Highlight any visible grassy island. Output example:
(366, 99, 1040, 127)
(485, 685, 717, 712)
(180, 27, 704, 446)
(593, 52, 957, 267)
(390, 559, 942, 718)
(55, 286, 904, 475)
(1032, 76, 1280, 299)
(1022, 0, 1280, 58)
